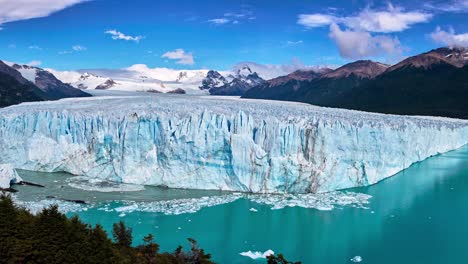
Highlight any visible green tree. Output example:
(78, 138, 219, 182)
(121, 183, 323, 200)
(112, 221, 133, 248)
(137, 234, 160, 264)
(267, 253, 302, 264)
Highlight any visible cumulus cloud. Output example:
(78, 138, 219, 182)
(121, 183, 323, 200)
(329, 23, 402, 59)
(430, 27, 468, 47)
(161, 49, 194, 65)
(72, 45, 87, 51)
(298, 4, 432, 33)
(0, 0, 87, 26)
(105, 29, 144, 42)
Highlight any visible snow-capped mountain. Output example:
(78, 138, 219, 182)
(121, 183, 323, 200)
(199, 70, 228, 90)
(9, 64, 90, 99)
(201, 65, 266, 95)
(48, 67, 210, 94)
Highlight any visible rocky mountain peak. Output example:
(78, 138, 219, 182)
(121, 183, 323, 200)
(324, 60, 389, 79)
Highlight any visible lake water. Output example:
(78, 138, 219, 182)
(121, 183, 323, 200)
(13, 145, 468, 263)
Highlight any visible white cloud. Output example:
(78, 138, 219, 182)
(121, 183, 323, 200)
(424, 0, 468, 13)
(58, 50, 72, 55)
(430, 27, 468, 47)
(233, 58, 328, 80)
(208, 8, 255, 25)
(0, 0, 87, 26)
(329, 23, 402, 59)
(298, 14, 336, 28)
(286, 40, 304, 46)
(28, 45, 42, 50)
(72, 45, 87, 51)
(105, 29, 144, 42)
(161, 49, 195, 65)
(298, 4, 432, 33)
(208, 18, 230, 24)
(26, 60, 42, 66)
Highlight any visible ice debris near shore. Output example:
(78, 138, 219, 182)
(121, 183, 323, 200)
(0, 164, 22, 189)
(0, 95, 467, 193)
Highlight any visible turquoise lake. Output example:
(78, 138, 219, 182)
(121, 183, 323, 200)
(14, 145, 468, 264)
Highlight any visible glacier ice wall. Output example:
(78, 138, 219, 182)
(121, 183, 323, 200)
(0, 164, 22, 189)
(0, 95, 467, 193)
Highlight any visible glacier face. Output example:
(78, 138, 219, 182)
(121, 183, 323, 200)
(0, 95, 467, 193)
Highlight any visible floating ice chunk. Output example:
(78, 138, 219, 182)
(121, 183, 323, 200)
(351, 256, 362, 262)
(0, 164, 22, 189)
(12, 196, 88, 215)
(249, 207, 258, 212)
(240, 249, 275, 259)
(101, 193, 243, 215)
(67, 176, 145, 192)
(248, 191, 372, 211)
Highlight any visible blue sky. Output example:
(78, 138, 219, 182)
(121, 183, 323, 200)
(0, 0, 467, 71)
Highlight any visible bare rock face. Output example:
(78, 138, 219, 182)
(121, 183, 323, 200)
(96, 79, 117, 90)
(387, 47, 468, 72)
(167, 88, 186, 94)
(323, 60, 389, 79)
(10, 63, 90, 99)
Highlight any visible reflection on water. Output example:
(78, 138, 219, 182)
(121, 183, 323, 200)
(13, 145, 468, 264)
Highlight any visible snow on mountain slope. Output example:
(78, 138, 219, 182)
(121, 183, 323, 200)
(1, 95, 467, 194)
(48, 63, 308, 95)
(48, 66, 210, 94)
(6, 64, 90, 99)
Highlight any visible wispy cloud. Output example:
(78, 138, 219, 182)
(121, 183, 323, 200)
(28, 45, 42, 50)
(208, 7, 255, 25)
(424, 0, 468, 13)
(58, 45, 87, 55)
(430, 27, 468, 47)
(161, 49, 194, 65)
(26, 60, 42, 66)
(298, 4, 432, 33)
(72, 45, 87, 51)
(208, 18, 230, 25)
(0, 0, 88, 27)
(286, 40, 304, 46)
(105, 29, 144, 42)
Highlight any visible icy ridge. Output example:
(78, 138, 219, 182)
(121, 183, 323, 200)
(0, 95, 467, 193)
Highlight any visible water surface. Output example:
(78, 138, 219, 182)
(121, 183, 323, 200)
(14, 145, 468, 263)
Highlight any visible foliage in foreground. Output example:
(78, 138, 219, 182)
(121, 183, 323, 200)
(267, 253, 302, 264)
(0, 194, 214, 264)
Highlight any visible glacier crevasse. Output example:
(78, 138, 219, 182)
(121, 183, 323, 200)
(0, 95, 467, 193)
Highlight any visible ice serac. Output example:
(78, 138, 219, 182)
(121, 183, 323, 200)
(0, 95, 467, 193)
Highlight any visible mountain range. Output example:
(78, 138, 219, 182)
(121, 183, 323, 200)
(1, 47, 467, 119)
(0, 61, 90, 107)
(243, 47, 468, 119)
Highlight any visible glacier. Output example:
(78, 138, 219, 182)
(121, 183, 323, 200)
(0, 94, 467, 193)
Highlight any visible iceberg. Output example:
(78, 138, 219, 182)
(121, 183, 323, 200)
(0, 95, 467, 193)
